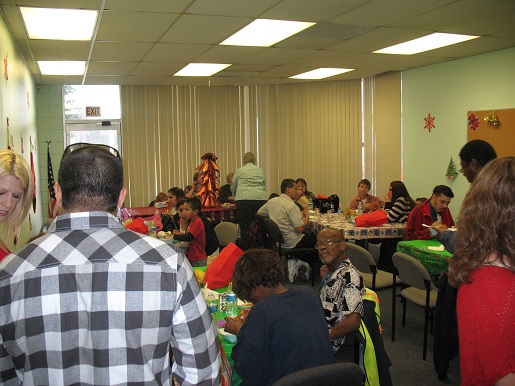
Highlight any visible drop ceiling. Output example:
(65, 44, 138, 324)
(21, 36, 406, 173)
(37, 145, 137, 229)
(1, 0, 514, 86)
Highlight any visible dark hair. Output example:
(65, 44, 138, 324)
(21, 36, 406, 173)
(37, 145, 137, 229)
(415, 197, 427, 203)
(269, 193, 279, 200)
(358, 179, 371, 189)
(295, 178, 313, 197)
(58, 146, 123, 212)
(232, 249, 285, 302)
(168, 187, 185, 199)
(155, 192, 167, 202)
(449, 157, 515, 287)
(459, 139, 497, 167)
(186, 197, 202, 212)
(280, 178, 296, 194)
(433, 185, 454, 198)
(390, 181, 416, 209)
(175, 198, 187, 209)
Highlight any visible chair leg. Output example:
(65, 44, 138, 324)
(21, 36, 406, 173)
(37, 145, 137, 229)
(391, 274, 396, 341)
(423, 306, 430, 360)
(402, 297, 407, 327)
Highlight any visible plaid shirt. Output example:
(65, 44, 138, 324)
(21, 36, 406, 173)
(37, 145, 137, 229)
(0, 212, 220, 386)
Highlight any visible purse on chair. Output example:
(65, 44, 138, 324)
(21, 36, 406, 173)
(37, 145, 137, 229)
(313, 194, 340, 213)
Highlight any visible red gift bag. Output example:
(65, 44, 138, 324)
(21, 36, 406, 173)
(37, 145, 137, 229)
(124, 217, 149, 234)
(204, 242, 244, 289)
(355, 210, 388, 227)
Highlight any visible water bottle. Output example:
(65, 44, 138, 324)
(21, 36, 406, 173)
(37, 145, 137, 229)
(226, 283, 239, 317)
(206, 293, 218, 323)
(337, 205, 344, 221)
(308, 198, 313, 211)
(357, 201, 363, 216)
(147, 220, 157, 238)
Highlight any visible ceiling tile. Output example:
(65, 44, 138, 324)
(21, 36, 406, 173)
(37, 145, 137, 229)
(84, 75, 127, 84)
(262, 0, 373, 22)
(144, 43, 211, 62)
(28, 40, 91, 60)
(187, 0, 281, 17)
(194, 45, 265, 63)
(131, 62, 185, 76)
(104, 0, 190, 13)
(96, 10, 178, 42)
(90, 42, 154, 61)
(160, 14, 252, 44)
(40, 75, 85, 85)
(87, 61, 139, 75)
(241, 47, 317, 66)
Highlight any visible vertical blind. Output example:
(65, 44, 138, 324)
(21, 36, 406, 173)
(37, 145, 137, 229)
(121, 74, 400, 208)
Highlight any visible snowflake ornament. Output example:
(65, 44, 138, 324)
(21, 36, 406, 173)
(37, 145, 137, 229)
(424, 113, 435, 133)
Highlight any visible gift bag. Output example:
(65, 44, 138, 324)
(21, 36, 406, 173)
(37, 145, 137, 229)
(204, 242, 244, 289)
(355, 210, 388, 227)
(124, 217, 149, 234)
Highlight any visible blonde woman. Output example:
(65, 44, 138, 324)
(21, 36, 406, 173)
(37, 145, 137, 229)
(0, 150, 34, 261)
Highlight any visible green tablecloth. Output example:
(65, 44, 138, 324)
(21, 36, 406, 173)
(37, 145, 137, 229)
(397, 239, 452, 276)
(193, 266, 241, 386)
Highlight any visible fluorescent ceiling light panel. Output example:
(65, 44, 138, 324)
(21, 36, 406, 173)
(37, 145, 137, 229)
(290, 68, 354, 80)
(174, 63, 231, 77)
(20, 7, 97, 40)
(38, 61, 86, 75)
(220, 19, 315, 47)
(373, 33, 480, 55)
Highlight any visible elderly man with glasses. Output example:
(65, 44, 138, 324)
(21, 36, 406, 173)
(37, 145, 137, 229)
(317, 228, 366, 357)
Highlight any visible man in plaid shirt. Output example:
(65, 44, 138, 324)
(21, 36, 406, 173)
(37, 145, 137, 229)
(0, 145, 220, 385)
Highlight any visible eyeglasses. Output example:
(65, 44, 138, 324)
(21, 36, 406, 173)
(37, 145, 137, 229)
(62, 143, 121, 160)
(315, 239, 344, 249)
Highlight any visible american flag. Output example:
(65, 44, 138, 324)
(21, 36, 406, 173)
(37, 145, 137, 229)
(47, 143, 59, 219)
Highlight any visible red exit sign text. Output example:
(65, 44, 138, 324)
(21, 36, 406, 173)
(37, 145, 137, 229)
(86, 106, 101, 117)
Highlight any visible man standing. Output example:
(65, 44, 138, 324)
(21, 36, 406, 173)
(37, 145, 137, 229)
(435, 139, 497, 252)
(317, 228, 366, 356)
(405, 185, 455, 241)
(0, 145, 220, 385)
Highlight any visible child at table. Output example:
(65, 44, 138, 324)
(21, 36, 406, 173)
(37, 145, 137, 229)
(173, 198, 207, 266)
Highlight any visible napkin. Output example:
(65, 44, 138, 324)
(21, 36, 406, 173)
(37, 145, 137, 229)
(428, 244, 445, 251)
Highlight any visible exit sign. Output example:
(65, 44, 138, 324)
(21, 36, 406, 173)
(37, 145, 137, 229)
(86, 106, 101, 117)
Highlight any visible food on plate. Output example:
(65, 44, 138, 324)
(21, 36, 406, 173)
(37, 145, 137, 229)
(193, 269, 205, 286)
(157, 231, 172, 239)
(237, 307, 251, 320)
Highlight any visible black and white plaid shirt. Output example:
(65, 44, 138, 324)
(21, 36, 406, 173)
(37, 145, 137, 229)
(0, 212, 220, 386)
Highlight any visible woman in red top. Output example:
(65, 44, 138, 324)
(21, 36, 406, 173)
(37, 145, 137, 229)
(0, 150, 34, 261)
(449, 157, 515, 386)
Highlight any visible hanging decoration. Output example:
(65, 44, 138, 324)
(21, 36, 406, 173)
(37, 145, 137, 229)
(424, 113, 435, 133)
(483, 111, 500, 125)
(28, 214, 33, 231)
(6, 117, 14, 150)
(467, 111, 479, 131)
(195, 152, 220, 208)
(445, 157, 459, 181)
(3, 53, 8, 80)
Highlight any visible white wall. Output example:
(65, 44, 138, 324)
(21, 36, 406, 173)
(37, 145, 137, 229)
(402, 47, 515, 216)
(0, 14, 41, 248)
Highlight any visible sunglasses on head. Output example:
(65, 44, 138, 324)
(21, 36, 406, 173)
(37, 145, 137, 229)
(62, 143, 121, 160)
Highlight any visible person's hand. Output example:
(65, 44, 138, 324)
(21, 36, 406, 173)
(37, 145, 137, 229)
(224, 315, 244, 335)
(172, 230, 181, 236)
(320, 264, 328, 278)
(363, 202, 380, 213)
(384, 191, 392, 202)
